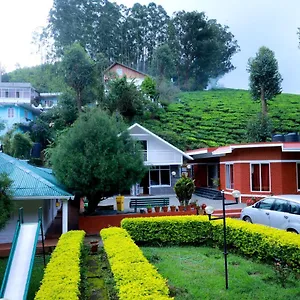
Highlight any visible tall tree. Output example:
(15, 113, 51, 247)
(247, 46, 283, 115)
(61, 43, 95, 112)
(49, 109, 146, 213)
(0, 173, 13, 230)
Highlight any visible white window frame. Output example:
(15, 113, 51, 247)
(250, 163, 271, 192)
(149, 165, 171, 187)
(225, 164, 234, 190)
(8, 107, 14, 118)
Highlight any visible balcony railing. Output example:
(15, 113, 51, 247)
(141, 150, 181, 165)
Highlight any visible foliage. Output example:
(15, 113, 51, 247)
(34, 230, 85, 300)
(246, 112, 273, 142)
(3, 63, 65, 92)
(142, 246, 300, 299)
(121, 216, 300, 272)
(104, 77, 145, 121)
(141, 89, 300, 150)
(48, 109, 146, 213)
(141, 76, 159, 102)
(156, 78, 180, 105)
(61, 43, 95, 112)
(247, 46, 283, 115)
(5, 132, 33, 159)
(100, 227, 172, 300)
(174, 174, 195, 205)
(0, 173, 13, 230)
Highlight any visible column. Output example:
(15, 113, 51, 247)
(62, 199, 68, 233)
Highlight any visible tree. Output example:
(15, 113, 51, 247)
(0, 173, 13, 230)
(246, 113, 273, 142)
(104, 77, 144, 121)
(247, 46, 283, 115)
(61, 43, 95, 112)
(140, 77, 159, 102)
(48, 109, 147, 213)
(174, 174, 195, 206)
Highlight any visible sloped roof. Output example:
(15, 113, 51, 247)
(0, 153, 72, 200)
(104, 62, 148, 77)
(128, 123, 193, 160)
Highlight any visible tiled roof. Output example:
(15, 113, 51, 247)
(0, 153, 72, 199)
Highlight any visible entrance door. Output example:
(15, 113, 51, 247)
(140, 171, 150, 195)
(207, 165, 218, 188)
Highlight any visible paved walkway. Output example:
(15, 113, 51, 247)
(100, 193, 246, 213)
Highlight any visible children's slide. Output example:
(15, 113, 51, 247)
(0, 208, 43, 300)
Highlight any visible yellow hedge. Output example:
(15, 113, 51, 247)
(100, 227, 173, 300)
(35, 230, 85, 300)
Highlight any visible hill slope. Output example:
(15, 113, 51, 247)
(141, 89, 300, 150)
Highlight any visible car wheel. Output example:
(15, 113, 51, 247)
(243, 216, 252, 223)
(287, 229, 298, 234)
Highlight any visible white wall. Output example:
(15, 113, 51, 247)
(0, 199, 58, 243)
(129, 126, 183, 165)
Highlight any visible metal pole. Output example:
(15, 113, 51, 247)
(222, 190, 229, 290)
(39, 207, 46, 268)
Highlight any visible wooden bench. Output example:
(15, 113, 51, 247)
(129, 197, 170, 213)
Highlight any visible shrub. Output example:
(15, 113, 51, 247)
(174, 174, 195, 206)
(34, 230, 85, 300)
(100, 227, 172, 300)
(121, 216, 300, 272)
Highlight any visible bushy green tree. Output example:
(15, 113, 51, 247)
(11, 133, 33, 159)
(141, 76, 159, 102)
(247, 46, 283, 115)
(246, 113, 273, 142)
(0, 173, 13, 230)
(174, 174, 195, 206)
(61, 43, 95, 112)
(104, 77, 145, 121)
(48, 109, 147, 213)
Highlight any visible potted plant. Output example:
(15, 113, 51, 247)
(246, 198, 255, 206)
(154, 206, 160, 213)
(170, 205, 176, 212)
(190, 200, 197, 209)
(201, 203, 207, 215)
(161, 206, 168, 212)
(174, 173, 195, 209)
(146, 205, 152, 213)
(90, 240, 99, 253)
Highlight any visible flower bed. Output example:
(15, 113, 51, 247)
(34, 230, 85, 300)
(100, 227, 172, 299)
(121, 216, 300, 272)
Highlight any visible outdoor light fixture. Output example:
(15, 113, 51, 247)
(171, 171, 176, 177)
(206, 189, 241, 290)
(187, 164, 191, 169)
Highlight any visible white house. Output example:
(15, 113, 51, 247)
(128, 123, 193, 195)
(0, 153, 72, 243)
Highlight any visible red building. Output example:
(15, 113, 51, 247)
(187, 142, 300, 203)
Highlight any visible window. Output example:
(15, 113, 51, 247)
(290, 202, 300, 215)
(140, 140, 147, 161)
(150, 166, 170, 186)
(16, 91, 20, 98)
(297, 163, 300, 191)
(257, 198, 274, 210)
(251, 163, 270, 191)
(116, 68, 123, 76)
(271, 199, 289, 213)
(8, 107, 14, 118)
(225, 164, 234, 189)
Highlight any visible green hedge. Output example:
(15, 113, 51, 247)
(121, 216, 300, 272)
(100, 227, 172, 300)
(34, 230, 85, 300)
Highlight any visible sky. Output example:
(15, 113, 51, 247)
(1, 0, 300, 93)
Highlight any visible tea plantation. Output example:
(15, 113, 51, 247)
(141, 89, 300, 150)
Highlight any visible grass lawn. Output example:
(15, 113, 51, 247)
(141, 246, 300, 300)
(0, 255, 50, 300)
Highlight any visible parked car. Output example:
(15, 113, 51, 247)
(240, 195, 300, 233)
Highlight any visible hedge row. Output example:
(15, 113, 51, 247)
(121, 216, 300, 272)
(35, 230, 85, 300)
(100, 227, 172, 300)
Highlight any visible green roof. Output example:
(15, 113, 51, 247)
(0, 153, 72, 199)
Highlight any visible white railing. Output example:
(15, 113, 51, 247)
(142, 150, 181, 165)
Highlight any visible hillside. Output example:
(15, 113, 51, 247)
(141, 89, 300, 150)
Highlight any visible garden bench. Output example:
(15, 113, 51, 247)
(129, 197, 170, 213)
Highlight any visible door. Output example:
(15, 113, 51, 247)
(268, 199, 290, 230)
(207, 165, 218, 188)
(252, 198, 274, 226)
(140, 171, 150, 195)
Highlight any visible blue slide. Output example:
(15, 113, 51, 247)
(0, 208, 43, 300)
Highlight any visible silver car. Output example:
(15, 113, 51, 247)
(240, 195, 300, 233)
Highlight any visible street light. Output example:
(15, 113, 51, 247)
(205, 189, 241, 289)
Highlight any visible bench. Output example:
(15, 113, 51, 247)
(129, 197, 170, 213)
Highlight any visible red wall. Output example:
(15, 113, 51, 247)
(194, 165, 207, 187)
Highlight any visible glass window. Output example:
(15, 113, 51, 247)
(116, 68, 123, 76)
(150, 166, 170, 186)
(251, 163, 270, 191)
(271, 199, 289, 213)
(257, 198, 274, 210)
(8, 108, 14, 118)
(290, 202, 300, 215)
(226, 164, 234, 189)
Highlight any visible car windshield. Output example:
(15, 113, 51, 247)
(257, 198, 274, 210)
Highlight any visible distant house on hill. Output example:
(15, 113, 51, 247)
(0, 82, 42, 135)
(39, 92, 61, 110)
(103, 62, 147, 87)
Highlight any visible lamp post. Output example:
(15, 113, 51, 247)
(205, 189, 241, 290)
